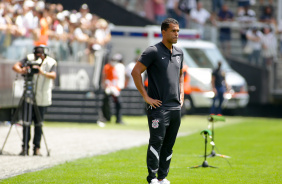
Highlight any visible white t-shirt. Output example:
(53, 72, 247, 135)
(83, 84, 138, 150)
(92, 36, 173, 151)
(115, 62, 125, 90)
(261, 32, 277, 58)
(166, 0, 178, 9)
(55, 23, 64, 35)
(277, 20, 282, 41)
(246, 29, 263, 50)
(125, 62, 137, 89)
(190, 8, 210, 25)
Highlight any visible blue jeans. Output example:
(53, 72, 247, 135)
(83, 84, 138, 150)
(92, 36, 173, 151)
(155, 15, 167, 25)
(248, 50, 261, 65)
(167, 9, 186, 28)
(210, 86, 225, 114)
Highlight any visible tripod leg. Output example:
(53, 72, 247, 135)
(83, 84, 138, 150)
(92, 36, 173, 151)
(41, 130, 50, 156)
(0, 125, 14, 154)
(0, 96, 26, 154)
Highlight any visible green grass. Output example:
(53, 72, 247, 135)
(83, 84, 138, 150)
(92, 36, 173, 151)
(1, 116, 282, 184)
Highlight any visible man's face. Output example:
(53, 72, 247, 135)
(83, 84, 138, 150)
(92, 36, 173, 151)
(110, 60, 118, 66)
(162, 23, 179, 44)
(34, 52, 44, 60)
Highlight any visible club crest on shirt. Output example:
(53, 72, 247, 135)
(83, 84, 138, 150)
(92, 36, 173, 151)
(176, 56, 180, 64)
(152, 119, 159, 129)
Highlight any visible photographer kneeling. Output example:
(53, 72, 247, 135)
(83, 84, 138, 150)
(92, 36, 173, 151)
(12, 45, 57, 156)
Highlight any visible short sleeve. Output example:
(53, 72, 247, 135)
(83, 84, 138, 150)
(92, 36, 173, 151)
(181, 56, 183, 70)
(138, 46, 157, 68)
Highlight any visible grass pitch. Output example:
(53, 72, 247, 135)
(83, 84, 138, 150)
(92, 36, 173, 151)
(1, 116, 281, 184)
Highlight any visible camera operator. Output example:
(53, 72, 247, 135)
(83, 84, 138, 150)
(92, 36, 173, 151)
(12, 45, 57, 156)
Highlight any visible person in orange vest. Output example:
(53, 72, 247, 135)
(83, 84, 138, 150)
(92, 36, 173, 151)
(97, 54, 125, 126)
(181, 64, 194, 115)
(183, 64, 191, 95)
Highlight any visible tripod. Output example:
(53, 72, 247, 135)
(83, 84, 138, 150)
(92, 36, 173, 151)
(0, 73, 50, 156)
(189, 129, 217, 168)
(206, 115, 230, 158)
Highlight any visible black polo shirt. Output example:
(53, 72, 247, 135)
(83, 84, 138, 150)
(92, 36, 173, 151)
(139, 42, 183, 110)
(212, 68, 225, 88)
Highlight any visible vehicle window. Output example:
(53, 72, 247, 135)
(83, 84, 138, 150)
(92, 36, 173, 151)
(183, 48, 231, 70)
(204, 49, 231, 70)
(184, 48, 213, 68)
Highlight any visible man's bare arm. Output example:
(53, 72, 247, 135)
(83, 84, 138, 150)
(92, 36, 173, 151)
(131, 61, 162, 108)
(179, 69, 184, 107)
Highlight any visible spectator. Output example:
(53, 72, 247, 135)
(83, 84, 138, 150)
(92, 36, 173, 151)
(78, 3, 92, 29)
(0, 0, 111, 63)
(259, 0, 273, 5)
(261, 25, 277, 68)
(125, 56, 139, 89)
(14, 9, 26, 37)
(237, 0, 250, 8)
(217, 4, 234, 55)
(152, 0, 167, 25)
(51, 12, 69, 61)
(166, 0, 187, 28)
(88, 18, 111, 64)
(97, 53, 125, 127)
(212, 0, 224, 13)
(33, 10, 49, 46)
(92, 19, 111, 49)
(11, 0, 24, 13)
(245, 27, 263, 65)
(114, 53, 126, 93)
(259, 5, 276, 25)
(276, 20, 282, 58)
(237, 5, 256, 48)
(190, 1, 214, 39)
(22, 0, 36, 38)
(176, 0, 197, 28)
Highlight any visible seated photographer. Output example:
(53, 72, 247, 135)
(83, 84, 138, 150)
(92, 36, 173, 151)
(12, 45, 57, 156)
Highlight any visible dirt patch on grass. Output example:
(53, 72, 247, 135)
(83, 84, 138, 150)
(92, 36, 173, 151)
(0, 125, 150, 179)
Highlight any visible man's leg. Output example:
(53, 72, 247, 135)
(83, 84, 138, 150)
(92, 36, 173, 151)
(33, 106, 45, 150)
(146, 108, 166, 183)
(102, 93, 111, 121)
(113, 96, 122, 123)
(158, 110, 181, 180)
(216, 87, 225, 114)
(210, 95, 218, 114)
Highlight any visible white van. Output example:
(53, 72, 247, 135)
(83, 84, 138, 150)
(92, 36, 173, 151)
(110, 25, 249, 113)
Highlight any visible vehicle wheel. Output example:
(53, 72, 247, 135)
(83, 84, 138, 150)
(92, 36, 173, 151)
(181, 95, 194, 115)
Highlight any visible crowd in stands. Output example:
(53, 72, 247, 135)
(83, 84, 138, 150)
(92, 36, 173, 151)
(0, 0, 281, 68)
(114, 0, 280, 68)
(0, 0, 111, 63)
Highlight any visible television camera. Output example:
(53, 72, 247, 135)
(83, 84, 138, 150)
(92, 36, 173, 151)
(23, 54, 43, 78)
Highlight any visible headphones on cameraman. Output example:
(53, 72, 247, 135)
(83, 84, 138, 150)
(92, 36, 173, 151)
(33, 45, 49, 55)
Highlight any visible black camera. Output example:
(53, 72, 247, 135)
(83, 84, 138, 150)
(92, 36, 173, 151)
(24, 54, 43, 76)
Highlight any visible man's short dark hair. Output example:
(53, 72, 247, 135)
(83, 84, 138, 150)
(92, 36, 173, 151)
(33, 46, 48, 55)
(161, 18, 179, 31)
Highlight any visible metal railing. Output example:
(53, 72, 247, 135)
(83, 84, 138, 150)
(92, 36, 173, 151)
(0, 32, 90, 63)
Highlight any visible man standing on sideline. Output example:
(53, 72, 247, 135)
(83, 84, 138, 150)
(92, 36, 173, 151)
(12, 45, 57, 156)
(97, 53, 125, 127)
(210, 61, 227, 115)
(131, 18, 184, 184)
